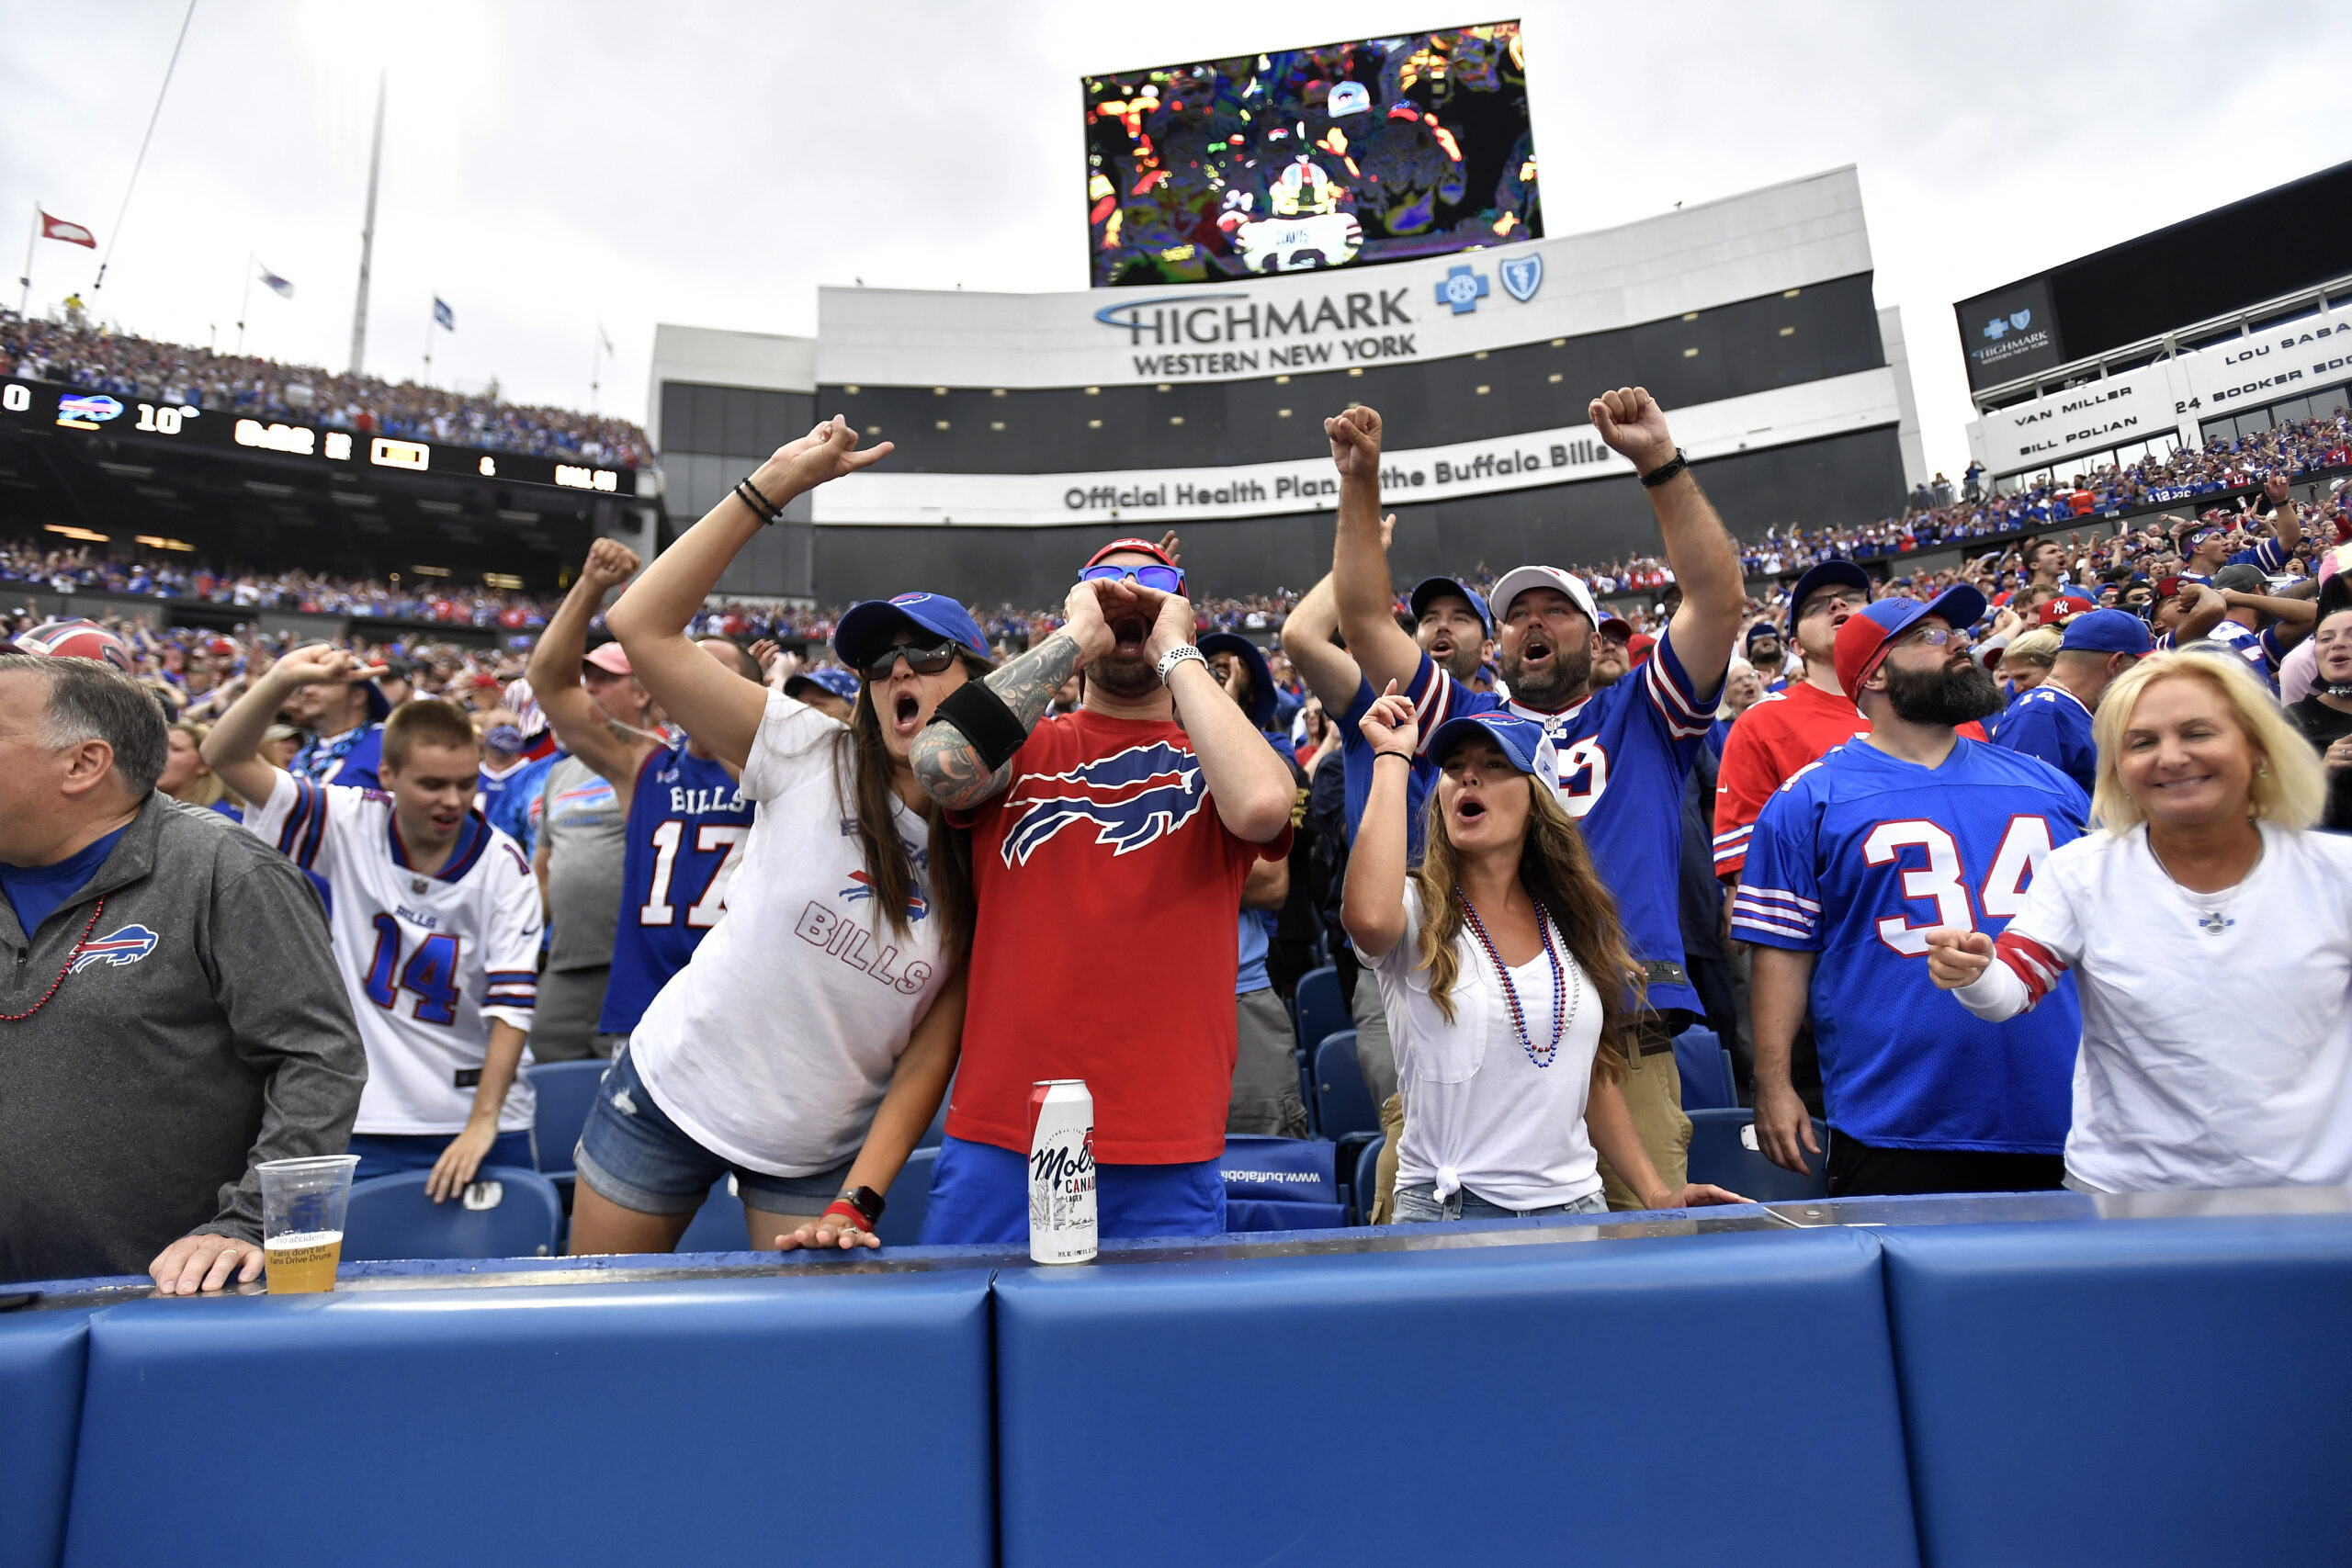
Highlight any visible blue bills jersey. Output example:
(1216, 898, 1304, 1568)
(1405, 630, 1720, 1016)
(1991, 683, 2097, 798)
(599, 739, 755, 1035)
(1733, 738, 2087, 1153)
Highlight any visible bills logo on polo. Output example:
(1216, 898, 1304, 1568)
(68, 924, 160, 972)
(1000, 742, 1206, 863)
(245, 773, 542, 1137)
(841, 868, 928, 920)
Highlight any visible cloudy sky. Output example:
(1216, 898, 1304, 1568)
(5, 0, 2347, 476)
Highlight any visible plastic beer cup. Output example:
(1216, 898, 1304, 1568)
(257, 1155, 359, 1293)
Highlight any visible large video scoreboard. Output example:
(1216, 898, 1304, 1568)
(1, 377, 642, 495)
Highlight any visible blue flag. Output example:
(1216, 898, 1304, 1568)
(257, 264, 294, 299)
(433, 297, 454, 332)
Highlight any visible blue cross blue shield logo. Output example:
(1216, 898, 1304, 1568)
(2009, 309, 2032, 331)
(1435, 264, 1489, 315)
(1498, 254, 1543, 302)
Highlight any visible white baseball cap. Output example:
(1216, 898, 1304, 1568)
(1487, 565, 1600, 628)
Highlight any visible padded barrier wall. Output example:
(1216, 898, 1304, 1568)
(10, 1209, 2352, 1567)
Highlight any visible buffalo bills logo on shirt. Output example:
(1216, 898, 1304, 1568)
(841, 868, 929, 921)
(68, 924, 161, 973)
(1000, 742, 1204, 865)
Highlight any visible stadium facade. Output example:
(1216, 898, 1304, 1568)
(651, 167, 1930, 607)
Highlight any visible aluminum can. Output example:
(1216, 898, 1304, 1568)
(1028, 1079, 1098, 1264)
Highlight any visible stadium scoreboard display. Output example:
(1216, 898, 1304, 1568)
(1084, 20, 1539, 288)
(1, 377, 639, 494)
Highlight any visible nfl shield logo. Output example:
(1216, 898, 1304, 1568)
(411, 877, 430, 895)
(1499, 254, 1543, 302)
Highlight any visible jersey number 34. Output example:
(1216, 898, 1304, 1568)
(1863, 816, 2053, 956)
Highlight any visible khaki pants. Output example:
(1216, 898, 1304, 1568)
(1228, 987, 1310, 1138)
(1596, 1023, 1690, 1211)
(1368, 1091, 1405, 1225)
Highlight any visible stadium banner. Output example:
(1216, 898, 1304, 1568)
(810, 367, 1899, 527)
(0, 377, 643, 494)
(817, 169, 1873, 391)
(1964, 312, 2352, 475)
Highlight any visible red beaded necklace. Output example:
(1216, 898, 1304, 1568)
(0, 897, 107, 1022)
(1454, 886, 1575, 1068)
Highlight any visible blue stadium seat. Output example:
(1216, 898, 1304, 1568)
(526, 1059, 609, 1186)
(992, 1228, 1917, 1566)
(876, 1147, 936, 1248)
(1683, 1108, 1830, 1201)
(1219, 1136, 1342, 1231)
(1313, 1030, 1381, 1140)
(1673, 1026, 1737, 1111)
(343, 1167, 564, 1263)
(1351, 1134, 1386, 1225)
(676, 1173, 747, 1253)
(1882, 1215, 2352, 1566)
(0, 1306, 96, 1568)
(64, 1270, 997, 1567)
(1294, 964, 1347, 1060)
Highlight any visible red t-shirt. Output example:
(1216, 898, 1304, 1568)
(1713, 682, 1985, 878)
(947, 712, 1289, 1164)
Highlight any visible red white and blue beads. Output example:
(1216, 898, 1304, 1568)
(1453, 887, 1579, 1068)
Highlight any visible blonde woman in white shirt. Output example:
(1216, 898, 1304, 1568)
(1926, 650, 2352, 1191)
(1343, 687, 1744, 1221)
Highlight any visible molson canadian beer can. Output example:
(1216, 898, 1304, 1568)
(1027, 1079, 1098, 1264)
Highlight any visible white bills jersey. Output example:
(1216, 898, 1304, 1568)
(247, 771, 540, 1134)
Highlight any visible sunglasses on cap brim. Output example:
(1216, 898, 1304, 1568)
(862, 640, 962, 682)
(1079, 563, 1186, 594)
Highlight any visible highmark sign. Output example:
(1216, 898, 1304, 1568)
(809, 369, 1898, 528)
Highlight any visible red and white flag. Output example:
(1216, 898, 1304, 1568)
(40, 211, 97, 248)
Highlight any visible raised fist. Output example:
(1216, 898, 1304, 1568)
(1325, 405, 1383, 479)
(1590, 387, 1678, 476)
(581, 537, 640, 592)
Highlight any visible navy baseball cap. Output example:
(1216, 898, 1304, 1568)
(1197, 631, 1276, 729)
(1834, 582, 1988, 698)
(1425, 711, 1555, 777)
(1744, 621, 1783, 649)
(2060, 609, 2153, 657)
(1408, 576, 1494, 637)
(831, 592, 989, 670)
(785, 666, 861, 702)
(1786, 559, 1872, 631)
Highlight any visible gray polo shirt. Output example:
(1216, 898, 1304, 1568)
(541, 753, 628, 973)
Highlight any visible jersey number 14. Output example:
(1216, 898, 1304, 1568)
(1863, 817, 2053, 956)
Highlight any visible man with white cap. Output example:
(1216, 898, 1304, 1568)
(1328, 388, 1746, 1208)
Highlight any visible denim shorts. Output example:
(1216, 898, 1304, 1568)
(574, 1045, 854, 1216)
(1391, 1182, 1610, 1224)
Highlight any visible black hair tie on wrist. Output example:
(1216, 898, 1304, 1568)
(735, 477, 781, 524)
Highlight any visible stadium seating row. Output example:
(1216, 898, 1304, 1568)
(6, 1201, 2346, 1566)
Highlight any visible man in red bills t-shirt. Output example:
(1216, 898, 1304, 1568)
(909, 538, 1296, 1243)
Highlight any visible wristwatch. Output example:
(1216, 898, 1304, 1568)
(833, 1185, 887, 1226)
(1155, 644, 1207, 684)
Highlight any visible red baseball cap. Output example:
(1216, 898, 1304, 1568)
(1834, 582, 1987, 699)
(582, 642, 633, 676)
(1083, 537, 1177, 570)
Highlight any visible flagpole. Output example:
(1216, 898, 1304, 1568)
(235, 252, 254, 355)
(18, 202, 37, 321)
(589, 326, 601, 412)
(422, 299, 434, 387)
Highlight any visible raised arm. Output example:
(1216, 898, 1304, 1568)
(526, 541, 654, 788)
(1327, 406, 1424, 695)
(1340, 682, 1417, 960)
(1147, 590, 1295, 842)
(605, 417, 890, 768)
(1280, 521, 1388, 712)
(909, 580, 1115, 810)
(200, 643, 378, 807)
(1591, 387, 1743, 694)
(2266, 473, 2304, 559)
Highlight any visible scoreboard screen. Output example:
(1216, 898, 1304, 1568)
(3, 377, 639, 495)
(1084, 20, 1540, 288)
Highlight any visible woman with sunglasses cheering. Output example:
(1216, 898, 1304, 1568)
(1344, 685, 1744, 1221)
(567, 416, 989, 1254)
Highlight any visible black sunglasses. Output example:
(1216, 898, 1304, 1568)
(863, 640, 960, 682)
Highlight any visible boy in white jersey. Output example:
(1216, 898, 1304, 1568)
(205, 649, 540, 1200)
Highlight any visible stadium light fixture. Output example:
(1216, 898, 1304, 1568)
(44, 524, 108, 542)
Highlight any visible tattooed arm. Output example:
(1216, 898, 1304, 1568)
(910, 581, 1116, 809)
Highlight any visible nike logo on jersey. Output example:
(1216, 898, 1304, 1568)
(1000, 742, 1205, 865)
(69, 923, 161, 972)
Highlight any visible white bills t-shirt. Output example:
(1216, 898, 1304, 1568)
(628, 692, 954, 1176)
(1954, 821, 2352, 1190)
(1360, 883, 1605, 1210)
(245, 771, 540, 1134)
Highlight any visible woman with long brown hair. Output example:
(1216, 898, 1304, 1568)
(1344, 686, 1743, 1220)
(567, 416, 983, 1254)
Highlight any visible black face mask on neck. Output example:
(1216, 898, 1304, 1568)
(2323, 679, 2352, 701)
